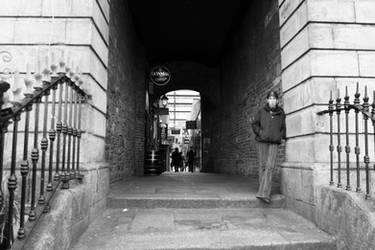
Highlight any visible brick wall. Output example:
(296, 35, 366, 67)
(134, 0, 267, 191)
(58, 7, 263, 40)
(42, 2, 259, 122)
(209, 0, 284, 179)
(106, 0, 147, 182)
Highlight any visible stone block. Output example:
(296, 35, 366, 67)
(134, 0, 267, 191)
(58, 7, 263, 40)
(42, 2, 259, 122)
(97, 0, 110, 22)
(285, 135, 316, 162)
(332, 24, 375, 50)
(82, 74, 107, 113)
(279, 0, 305, 27)
(283, 77, 336, 114)
(0, 17, 108, 67)
(0, 45, 107, 90)
(13, 18, 66, 44)
(70, 215, 90, 246)
(41, 0, 93, 17)
(281, 25, 309, 69)
(42, 0, 109, 44)
(355, 0, 375, 23)
(81, 103, 107, 137)
(310, 50, 359, 77)
(280, 1, 308, 47)
(80, 134, 105, 163)
(0, 0, 43, 16)
(284, 196, 317, 223)
(285, 106, 318, 137)
(309, 23, 334, 48)
(281, 164, 315, 205)
(307, 0, 355, 22)
(316, 186, 375, 250)
(358, 51, 375, 77)
(92, 0, 110, 44)
(281, 52, 311, 91)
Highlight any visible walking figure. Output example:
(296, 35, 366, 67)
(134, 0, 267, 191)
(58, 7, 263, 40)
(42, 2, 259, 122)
(251, 90, 286, 203)
(171, 148, 182, 172)
(186, 147, 195, 172)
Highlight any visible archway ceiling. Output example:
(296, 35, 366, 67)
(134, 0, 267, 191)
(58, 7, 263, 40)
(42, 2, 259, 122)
(129, 0, 251, 66)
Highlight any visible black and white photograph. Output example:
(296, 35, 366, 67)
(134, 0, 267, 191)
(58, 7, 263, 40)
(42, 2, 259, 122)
(0, 0, 374, 249)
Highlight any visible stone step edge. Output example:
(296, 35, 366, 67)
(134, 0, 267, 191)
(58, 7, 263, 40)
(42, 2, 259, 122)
(106, 196, 286, 209)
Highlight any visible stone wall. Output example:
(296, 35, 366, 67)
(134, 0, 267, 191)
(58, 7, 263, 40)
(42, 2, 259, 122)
(19, 165, 109, 250)
(0, 1, 111, 248)
(209, 0, 284, 178)
(105, 0, 147, 181)
(316, 186, 375, 250)
(279, 0, 375, 222)
(1, 0, 109, 166)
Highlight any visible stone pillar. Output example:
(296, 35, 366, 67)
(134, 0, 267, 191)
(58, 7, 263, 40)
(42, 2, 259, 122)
(0, 0, 110, 241)
(279, 0, 375, 221)
(0, 0, 109, 164)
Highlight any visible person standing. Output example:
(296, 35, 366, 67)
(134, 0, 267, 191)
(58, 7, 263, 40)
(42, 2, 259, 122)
(251, 90, 286, 203)
(186, 147, 195, 172)
(171, 148, 181, 172)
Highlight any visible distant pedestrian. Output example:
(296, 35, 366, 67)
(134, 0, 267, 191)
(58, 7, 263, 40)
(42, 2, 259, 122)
(186, 147, 195, 172)
(251, 90, 286, 203)
(171, 148, 181, 172)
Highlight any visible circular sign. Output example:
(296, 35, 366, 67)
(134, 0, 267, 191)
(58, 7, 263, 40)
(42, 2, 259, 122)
(150, 66, 171, 86)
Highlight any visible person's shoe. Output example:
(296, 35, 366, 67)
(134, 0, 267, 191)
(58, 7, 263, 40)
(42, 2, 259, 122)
(263, 197, 271, 204)
(256, 196, 271, 204)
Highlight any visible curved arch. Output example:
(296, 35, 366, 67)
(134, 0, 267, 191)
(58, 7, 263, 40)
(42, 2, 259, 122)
(151, 61, 220, 105)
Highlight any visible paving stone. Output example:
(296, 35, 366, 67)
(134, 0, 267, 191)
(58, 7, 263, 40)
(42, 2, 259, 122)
(73, 208, 336, 250)
(73, 174, 335, 250)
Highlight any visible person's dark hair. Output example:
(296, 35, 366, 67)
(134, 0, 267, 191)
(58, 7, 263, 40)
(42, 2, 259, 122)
(266, 90, 279, 99)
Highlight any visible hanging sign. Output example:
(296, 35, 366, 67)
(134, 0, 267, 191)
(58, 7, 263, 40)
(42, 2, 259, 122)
(186, 120, 197, 129)
(150, 66, 171, 86)
(171, 129, 180, 135)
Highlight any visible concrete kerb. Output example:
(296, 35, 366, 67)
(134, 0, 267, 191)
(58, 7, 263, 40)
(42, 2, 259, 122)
(17, 162, 110, 250)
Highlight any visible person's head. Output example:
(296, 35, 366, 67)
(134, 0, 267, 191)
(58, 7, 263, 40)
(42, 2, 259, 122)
(266, 90, 279, 109)
(175, 148, 178, 152)
(190, 147, 193, 151)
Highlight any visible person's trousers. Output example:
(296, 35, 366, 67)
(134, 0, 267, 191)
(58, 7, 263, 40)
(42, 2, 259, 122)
(188, 162, 194, 172)
(257, 142, 279, 199)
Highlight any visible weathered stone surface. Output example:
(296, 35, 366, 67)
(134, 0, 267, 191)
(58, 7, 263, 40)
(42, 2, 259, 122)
(23, 166, 109, 250)
(72, 207, 336, 250)
(307, 0, 355, 22)
(316, 186, 375, 250)
(355, 0, 375, 23)
(211, 0, 284, 177)
(280, 1, 308, 47)
(73, 173, 335, 250)
(279, 0, 305, 26)
(107, 173, 284, 209)
(105, 0, 146, 181)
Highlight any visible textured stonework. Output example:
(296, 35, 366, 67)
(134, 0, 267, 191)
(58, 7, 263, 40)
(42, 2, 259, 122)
(20, 164, 110, 250)
(279, 2, 375, 249)
(105, 0, 147, 181)
(209, 0, 284, 179)
(316, 186, 375, 250)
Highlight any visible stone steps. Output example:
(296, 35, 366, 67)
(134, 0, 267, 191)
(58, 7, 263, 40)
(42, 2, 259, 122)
(73, 174, 336, 250)
(72, 208, 337, 250)
(107, 194, 286, 209)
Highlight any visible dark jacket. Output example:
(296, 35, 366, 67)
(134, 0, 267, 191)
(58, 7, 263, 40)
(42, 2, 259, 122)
(251, 104, 286, 144)
(187, 150, 195, 163)
(171, 151, 181, 165)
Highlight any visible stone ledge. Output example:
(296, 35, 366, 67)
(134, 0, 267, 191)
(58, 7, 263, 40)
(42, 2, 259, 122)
(17, 164, 109, 250)
(316, 186, 375, 250)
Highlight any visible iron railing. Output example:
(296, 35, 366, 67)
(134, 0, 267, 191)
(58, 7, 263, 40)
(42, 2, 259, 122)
(317, 83, 374, 200)
(0, 61, 88, 249)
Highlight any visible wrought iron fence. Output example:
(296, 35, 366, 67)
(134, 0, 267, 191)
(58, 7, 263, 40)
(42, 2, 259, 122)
(317, 83, 374, 200)
(0, 54, 88, 249)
